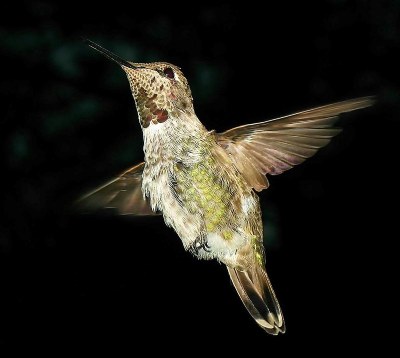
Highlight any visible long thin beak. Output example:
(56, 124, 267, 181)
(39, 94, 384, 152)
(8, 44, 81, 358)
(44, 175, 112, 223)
(83, 38, 137, 70)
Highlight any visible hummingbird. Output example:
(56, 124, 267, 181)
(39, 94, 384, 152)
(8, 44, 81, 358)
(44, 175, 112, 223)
(78, 39, 374, 334)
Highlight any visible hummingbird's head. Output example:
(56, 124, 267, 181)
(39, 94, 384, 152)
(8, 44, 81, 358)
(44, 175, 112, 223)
(84, 39, 194, 129)
(123, 62, 194, 128)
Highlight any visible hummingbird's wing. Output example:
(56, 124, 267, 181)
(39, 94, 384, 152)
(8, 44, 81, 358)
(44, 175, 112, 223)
(216, 97, 374, 191)
(76, 162, 159, 215)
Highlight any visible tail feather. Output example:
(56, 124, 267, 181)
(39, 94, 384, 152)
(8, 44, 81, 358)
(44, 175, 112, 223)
(227, 265, 285, 335)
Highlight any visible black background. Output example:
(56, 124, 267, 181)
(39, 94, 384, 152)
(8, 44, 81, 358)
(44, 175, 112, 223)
(1, 1, 398, 353)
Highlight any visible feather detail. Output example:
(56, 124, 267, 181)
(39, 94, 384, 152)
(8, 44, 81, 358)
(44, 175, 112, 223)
(227, 265, 285, 335)
(76, 162, 158, 215)
(217, 96, 374, 191)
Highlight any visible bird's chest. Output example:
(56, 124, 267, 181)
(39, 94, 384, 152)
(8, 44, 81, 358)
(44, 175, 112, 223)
(173, 160, 234, 230)
(141, 161, 171, 212)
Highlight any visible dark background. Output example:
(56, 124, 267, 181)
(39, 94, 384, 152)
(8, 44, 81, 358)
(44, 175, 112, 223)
(1, 1, 398, 353)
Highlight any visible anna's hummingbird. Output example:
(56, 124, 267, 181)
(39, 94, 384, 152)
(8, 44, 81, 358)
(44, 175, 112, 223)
(79, 39, 374, 334)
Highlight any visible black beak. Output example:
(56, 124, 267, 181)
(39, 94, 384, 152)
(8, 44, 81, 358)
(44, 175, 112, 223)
(83, 38, 137, 70)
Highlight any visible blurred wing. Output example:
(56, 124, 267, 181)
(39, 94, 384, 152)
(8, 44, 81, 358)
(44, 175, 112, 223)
(76, 162, 158, 215)
(217, 97, 374, 191)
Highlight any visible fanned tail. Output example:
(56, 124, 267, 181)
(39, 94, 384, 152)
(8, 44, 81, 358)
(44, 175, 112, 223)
(227, 265, 285, 335)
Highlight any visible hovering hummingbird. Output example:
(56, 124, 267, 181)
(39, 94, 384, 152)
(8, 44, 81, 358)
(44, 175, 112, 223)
(78, 39, 374, 334)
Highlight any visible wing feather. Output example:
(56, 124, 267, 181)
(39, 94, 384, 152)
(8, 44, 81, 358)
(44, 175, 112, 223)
(217, 97, 374, 190)
(76, 162, 158, 216)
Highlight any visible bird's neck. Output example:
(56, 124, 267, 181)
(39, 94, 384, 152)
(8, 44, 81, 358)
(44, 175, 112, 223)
(142, 112, 209, 167)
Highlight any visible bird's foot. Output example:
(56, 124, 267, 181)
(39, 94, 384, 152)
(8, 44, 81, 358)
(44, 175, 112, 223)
(189, 237, 211, 255)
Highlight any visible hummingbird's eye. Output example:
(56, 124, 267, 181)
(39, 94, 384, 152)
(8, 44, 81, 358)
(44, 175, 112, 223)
(163, 67, 175, 79)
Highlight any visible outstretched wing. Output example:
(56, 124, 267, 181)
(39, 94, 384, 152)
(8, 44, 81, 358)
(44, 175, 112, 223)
(76, 162, 158, 215)
(216, 97, 374, 191)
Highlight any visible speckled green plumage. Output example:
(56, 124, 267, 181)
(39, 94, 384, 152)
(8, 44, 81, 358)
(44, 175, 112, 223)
(169, 138, 265, 268)
(175, 157, 233, 236)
